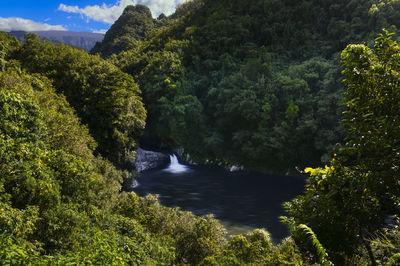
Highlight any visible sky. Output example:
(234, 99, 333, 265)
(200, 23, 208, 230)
(0, 0, 186, 33)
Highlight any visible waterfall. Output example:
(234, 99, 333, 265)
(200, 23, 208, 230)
(165, 154, 188, 173)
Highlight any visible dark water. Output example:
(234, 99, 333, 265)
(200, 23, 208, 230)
(132, 162, 306, 242)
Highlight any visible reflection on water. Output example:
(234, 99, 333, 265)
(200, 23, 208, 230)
(132, 162, 305, 242)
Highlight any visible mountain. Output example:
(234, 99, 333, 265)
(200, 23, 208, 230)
(94, 0, 400, 173)
(2, 1, 400, 265)
(91, 5, 160, 57)
(9, 30, 104, 51)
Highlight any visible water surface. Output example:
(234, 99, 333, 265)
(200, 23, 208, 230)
(132, 158, 306, 242)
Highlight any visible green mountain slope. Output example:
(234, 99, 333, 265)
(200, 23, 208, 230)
(14, 33, 146, 168)
(91, 5, 160, 58)
(2, 0, 400, 264)
(0, 31, 303, 265)
(97, 0, 400, 173)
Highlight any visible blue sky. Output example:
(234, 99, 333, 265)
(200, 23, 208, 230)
(0, 0, 186, 33)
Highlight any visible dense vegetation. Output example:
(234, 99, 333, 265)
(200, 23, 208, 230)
(285, 31, 400, 265)
(1, 0, 400, 264)
(0, 31, 304, 264)
(100, 0, 400, 172)
(15, 33, 146, 169)
(92, 5, 160, 58)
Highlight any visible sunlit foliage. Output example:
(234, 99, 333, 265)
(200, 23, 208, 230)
(106, 0, 400, 172)
(286, 31, 400, 265)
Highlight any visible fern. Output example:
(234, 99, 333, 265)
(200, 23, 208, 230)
(387, 253, 400, 266)
(297, 224, 333, 266)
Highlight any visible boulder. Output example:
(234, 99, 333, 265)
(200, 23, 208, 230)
(135, 148, 169, 172)
(229, 165, 244, 172)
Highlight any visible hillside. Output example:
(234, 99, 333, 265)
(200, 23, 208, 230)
(91, 5, 161, 57)
(97, 0, 400, 173)
(9, 30, 104, 51)
(1, 0, 400, 265)
(0, 30, 303, 265)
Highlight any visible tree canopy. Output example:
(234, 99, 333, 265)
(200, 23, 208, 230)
(285, 31, 400, 265)
(0, 30, 304, 265)
(97, 0, 400, 172)
(2, 0, 400, 264)
(16, 33, 146, 168)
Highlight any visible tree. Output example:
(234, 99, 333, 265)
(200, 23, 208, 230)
(341, 30, 400, 205)
(286, 31, 400, 264)
(91, 5, 156, 58)
(16, 34, 146, 167)
(108, 0, 400, 172)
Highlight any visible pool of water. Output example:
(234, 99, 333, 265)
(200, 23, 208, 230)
(132, 159, 306, 242)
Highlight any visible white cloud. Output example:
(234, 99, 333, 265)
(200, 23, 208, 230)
(142, 0, 188, 17)
(58, 0, 186, 24)
(0, 17, 67, 32)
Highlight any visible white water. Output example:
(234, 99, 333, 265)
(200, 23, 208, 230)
(165, 154, 189, 173)
(131, 179, 139, 188)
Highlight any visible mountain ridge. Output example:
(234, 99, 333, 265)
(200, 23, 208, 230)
(9, 30, 104, 51)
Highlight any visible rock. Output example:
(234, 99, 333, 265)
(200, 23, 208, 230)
(172, 147, 194, 164)
(135, 148, 169, 172)
(385, 215, 399, 229)
(172, 147, 185, 158)
(229, 165, 244, 172)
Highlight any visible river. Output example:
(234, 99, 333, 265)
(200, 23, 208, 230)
(132, 155, 306, 242)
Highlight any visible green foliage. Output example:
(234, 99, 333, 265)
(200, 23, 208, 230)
(103, 0, 400, 172)
(201, 229, 302, 265)
(4, 0, 400, 262)
(0, 90, 61, 210)
(16, 33, 146, 167)
(286, 31, 400, 264)
(0, 89, 45, 143)
(370, 222, 400, 265)
(91, 5, 157, 58)
(0, 36, 165, 264)
(0, 60, 220, 264)
(0, 21, 306, 265)
(0, 67, 96, 158)
(0, 32, 20, 71)
(58, 229, 160, 265)
(0, 203, 39, 239)
(286, 160, 385, 263)
(158, 94, 207, 158)
(284, 219, 333, 266)
(0, 53, 301, 264)
(115, 193, 226, 264)
(387, 253, 400, 266)
(0, 233, 46, 265)
(298, 224, 328, 263)
(340, 30, 400, 201)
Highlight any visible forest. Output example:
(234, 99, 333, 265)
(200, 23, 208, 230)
(0, 0, 399, 265)
(95, 0, 400, 173)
